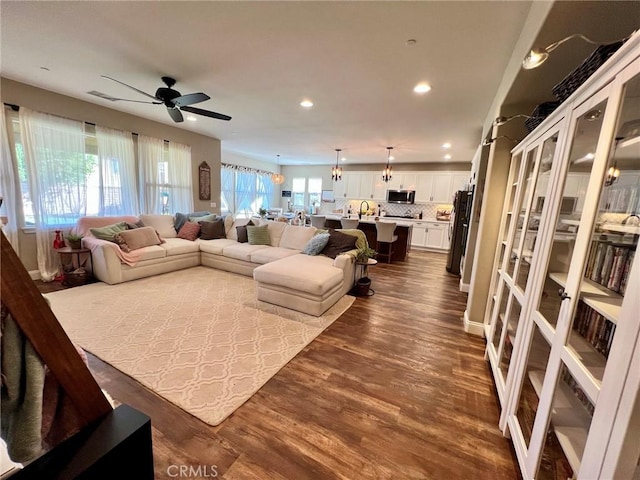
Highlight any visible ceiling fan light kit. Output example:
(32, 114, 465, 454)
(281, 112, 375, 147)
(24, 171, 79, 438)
(98, 75, 231, 123)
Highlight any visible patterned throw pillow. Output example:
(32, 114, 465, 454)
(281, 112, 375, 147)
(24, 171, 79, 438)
(303, 233, 330, 255)
(246, 224, 270, 245)
(177, 221, 201, 241)
(236, 220, 254, 243)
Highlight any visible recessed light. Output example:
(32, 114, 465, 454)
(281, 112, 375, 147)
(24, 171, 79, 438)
(389, 155, 395, 161)
(413, 83, 431, 94)
(444, 154, 452, 160)
(442, 142, 451, 149)
(300, 100, 314, 108)
(186, 116, 197, 122)
(406, 39, 417, 46)
(341, 157, 346, 162)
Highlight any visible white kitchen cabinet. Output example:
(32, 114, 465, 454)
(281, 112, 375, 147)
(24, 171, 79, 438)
(333, 176, 346, 198)
(414, 174, 434, 203)
(431, 173, 453, 203)
(358, 173, 374, 199)
(371, 176, 387, 201)
(483, 41, 640, 480)
(411, 220, 449, 250)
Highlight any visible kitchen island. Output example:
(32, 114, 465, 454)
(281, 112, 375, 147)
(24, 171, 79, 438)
(324, 215, 412, 262)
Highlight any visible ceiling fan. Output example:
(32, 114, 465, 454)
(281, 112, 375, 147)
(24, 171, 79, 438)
(90, 75, 232, 123)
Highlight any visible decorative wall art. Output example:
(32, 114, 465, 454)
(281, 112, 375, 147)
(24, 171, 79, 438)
(199, 162, 211, 201)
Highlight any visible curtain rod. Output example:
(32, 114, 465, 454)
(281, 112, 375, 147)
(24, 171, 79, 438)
(3, 102, 175, 143)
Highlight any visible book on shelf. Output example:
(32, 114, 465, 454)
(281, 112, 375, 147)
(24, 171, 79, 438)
(586, 240, 636, 294)
(573, 302, 617, 359)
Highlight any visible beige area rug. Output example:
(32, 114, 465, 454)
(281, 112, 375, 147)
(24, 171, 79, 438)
(45, 266, 354, 426)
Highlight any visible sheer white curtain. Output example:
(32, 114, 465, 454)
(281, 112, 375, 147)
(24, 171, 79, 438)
(220, 166, 235, 215)
(138, 135, 164, 214)
(257, 172, 274, 210)
(19, 107, 86, 281)
(0, 107, 20, 253)
(235, 170, 255, 217)
(167, 141, 193, 213)
(95, 126, 138, 215)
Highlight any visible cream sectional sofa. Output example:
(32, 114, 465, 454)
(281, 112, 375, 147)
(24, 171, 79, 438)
(74, 214, 360, 316)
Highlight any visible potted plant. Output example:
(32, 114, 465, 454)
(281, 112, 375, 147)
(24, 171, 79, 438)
(355, 245, 376, 264)
(66, 233, 83, 249)
(259, 207, 268, 218)
(354, 245, 376, 296)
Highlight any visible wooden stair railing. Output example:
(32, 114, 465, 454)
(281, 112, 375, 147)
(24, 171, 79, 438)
(1, 230, 154, 479)
(1, 230, 112, 424)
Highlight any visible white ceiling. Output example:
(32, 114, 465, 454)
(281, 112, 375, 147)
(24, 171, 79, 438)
(1, 1, 538, 166)
(3, 2, 636, 169)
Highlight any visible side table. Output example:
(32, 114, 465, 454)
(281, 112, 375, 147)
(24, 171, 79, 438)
(352, 258, 377, 296)
(57, 247, 93, 286)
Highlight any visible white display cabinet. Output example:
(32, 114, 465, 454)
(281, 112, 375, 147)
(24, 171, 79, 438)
(484, 34, 640, 480)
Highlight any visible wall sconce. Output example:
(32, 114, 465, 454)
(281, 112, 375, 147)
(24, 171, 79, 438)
(493, 114, 532, 126)
(482, 135, 519, 147)
(522, 33, 628, 70)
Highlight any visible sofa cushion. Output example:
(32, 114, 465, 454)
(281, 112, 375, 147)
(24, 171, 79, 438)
(134, 245, 167, 261)
(247, 224, 270, 245)
(90, 221, 128, 242)
(235, 220, 255, 243)
(303, 233, 330, 255)
(222, 243, 269, 262)
(279, 225, 317, 250)
(199, 218, 226, 240)
(321, 229, 358, 259)
(140, 214, 177, 238)
(227, 218, 252, 242)
(174, 211, 210, 232)
(261, 220, 288, 247)
(113, 226, 163, 252)
(161, 237, 201, 256)
(250, 247, 300, 265)
(177, 221, 201, 241)
(199, 238, 237, 255)
(253, 254, 342, 295)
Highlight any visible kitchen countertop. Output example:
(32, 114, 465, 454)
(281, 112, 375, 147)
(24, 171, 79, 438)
(324, 214, 449, 226)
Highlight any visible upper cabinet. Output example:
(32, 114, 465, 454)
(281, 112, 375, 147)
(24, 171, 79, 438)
(484, 36, 640, 480)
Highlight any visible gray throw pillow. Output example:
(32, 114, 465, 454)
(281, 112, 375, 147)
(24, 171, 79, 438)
(236, 220, 254, 243)
(174, 211, 211, 232)
(199, 218, 226, 240)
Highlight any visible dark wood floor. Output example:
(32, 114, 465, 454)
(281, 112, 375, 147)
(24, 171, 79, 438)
(39, 250, 521, 479)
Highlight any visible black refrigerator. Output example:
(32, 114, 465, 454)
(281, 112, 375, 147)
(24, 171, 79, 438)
(446, 189, 472, 275)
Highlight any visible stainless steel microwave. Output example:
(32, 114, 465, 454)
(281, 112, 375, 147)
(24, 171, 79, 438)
(387, 189, 415, 204)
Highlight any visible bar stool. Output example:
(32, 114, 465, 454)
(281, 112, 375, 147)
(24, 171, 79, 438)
(340, 218, 359, 229)
(310, 215, 326, 228)
(375, 221, 398, 263)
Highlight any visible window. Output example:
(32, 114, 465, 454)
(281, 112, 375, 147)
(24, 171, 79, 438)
(220, 164, 274, 217)
(291, 177, 322, 209)
(292, 177, 306, 208)
(308, 177, 322, 207)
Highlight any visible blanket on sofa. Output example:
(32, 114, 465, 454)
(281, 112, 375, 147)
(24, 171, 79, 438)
(74, 216, 143, 266)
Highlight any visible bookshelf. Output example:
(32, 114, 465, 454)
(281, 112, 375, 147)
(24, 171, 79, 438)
(484, 37, 640, 480)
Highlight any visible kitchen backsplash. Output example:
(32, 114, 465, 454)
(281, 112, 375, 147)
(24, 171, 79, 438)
(328, 200, 451, 219)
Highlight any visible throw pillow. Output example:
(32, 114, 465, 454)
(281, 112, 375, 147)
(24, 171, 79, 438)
(90, 221, 128, 242)
(320, 229, 358, 259)
(139, 214, 177, 238)
(177, 221, 201, 241)
(235, 220, 254, 243)
(199, 218, 226, 240)
(189, 213, 216, 224)
(174, 211, 211, 232)
(303, 233, 330, 255)
(126, 220, 145, 230)
(113, 226, 163, 253)
(246, 224, 270, 245)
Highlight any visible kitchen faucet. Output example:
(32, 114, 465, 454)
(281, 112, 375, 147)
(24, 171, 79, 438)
(359, 201, 370, 219)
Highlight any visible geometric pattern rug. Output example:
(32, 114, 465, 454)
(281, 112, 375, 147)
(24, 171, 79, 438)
(44, 266, 355, 426)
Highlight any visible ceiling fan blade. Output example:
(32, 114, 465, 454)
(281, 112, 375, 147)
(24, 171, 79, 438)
(101, 75, 159, 100)
(173, 92, 210, 107)
(181, 106, 232, 121)
(167, 107, 184, 123)
(87, 91, 161, 104)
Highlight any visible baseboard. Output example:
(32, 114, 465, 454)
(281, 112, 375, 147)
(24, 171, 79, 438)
(463, 309, 484, 337)
(459, 279, 469, 292)
(29, 270, 41, 281)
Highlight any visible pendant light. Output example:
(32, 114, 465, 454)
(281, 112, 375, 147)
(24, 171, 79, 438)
(271, 154, 285, 185)
(332, 148, 343, 182)
(382, 146, 393, 183)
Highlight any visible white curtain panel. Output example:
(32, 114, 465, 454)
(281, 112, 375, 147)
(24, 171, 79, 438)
(235, 170, 255, 217)
(19, 107, 86, 281)
(138, 135, 163, 214)
(95, 126, 139, 215)
(257, 172, 274, 210)
(0, 107, 20, 253)
(220, 166, 235, 215)
(167, 141, 193, 214)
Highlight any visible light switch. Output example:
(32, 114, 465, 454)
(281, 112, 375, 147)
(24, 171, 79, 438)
(210, 202, 217, 208)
